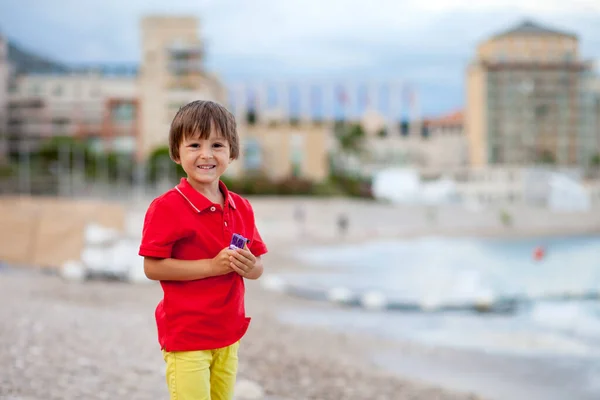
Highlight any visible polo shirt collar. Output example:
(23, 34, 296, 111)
(175, 178, 236, 212)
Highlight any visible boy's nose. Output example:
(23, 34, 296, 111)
(199, 148, 213, 158)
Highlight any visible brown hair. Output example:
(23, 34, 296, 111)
(169, 100, 239, 161)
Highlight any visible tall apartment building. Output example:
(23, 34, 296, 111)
(466, 20, 598, 168)
(6, 69, 138, 154)
(138, 16, 226, 160)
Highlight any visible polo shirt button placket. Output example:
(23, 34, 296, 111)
(210, 206, 216, 212)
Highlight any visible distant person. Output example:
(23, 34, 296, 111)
(139, 101, 268, 400)
(294, 203, 306, 237)
(337, 212, 349, 237)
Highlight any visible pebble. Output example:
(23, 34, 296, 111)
(0, 270, 482, 400)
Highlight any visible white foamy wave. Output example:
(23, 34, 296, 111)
(293, 236, 600, 303)
(531, 302, 600, 338)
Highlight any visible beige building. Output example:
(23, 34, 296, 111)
(422, 111, 467, 168)
(239, 123, 329, 181)
(351, 109, 467, 173)
(138, 16, 226, 160)
(466, 20, 598, 168)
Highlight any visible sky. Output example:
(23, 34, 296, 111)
(0, 0, 598, 116)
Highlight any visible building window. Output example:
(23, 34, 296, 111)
(244, 138, 262, 171)
(52, 117, 69, 135)
(30, 84, 41, 95)
(112, 103, 135, 122)
(113, 136, 135, 153)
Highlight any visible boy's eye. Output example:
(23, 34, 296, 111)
(189, 143, 200, 148)
(213, 143, 224, 148)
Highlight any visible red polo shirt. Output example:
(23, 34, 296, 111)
(139, 178, 268, 352)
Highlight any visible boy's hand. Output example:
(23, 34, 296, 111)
(229, 244, 257, 278)
(211, 247, 236, 276)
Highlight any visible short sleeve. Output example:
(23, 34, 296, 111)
(139, 197, 182, 259)
(249, 224, 268, 257)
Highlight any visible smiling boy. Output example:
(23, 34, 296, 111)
(139, 100, 268, 400)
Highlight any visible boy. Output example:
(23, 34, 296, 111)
(139, 100, 267, 400)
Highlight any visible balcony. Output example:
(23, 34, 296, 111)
(168, 59, 203, 74)
(167, 42, 204, 56)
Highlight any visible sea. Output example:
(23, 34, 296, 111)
(269, 235, 600, 400)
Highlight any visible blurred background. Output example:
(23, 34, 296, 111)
(0, 1, 599, 400)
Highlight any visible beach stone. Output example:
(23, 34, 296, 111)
(60, 260, 86, 282)
(0, 268, 481, 400)
(235, 378, 265, 399)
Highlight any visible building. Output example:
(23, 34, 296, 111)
(6, 68, 138, 154)
(0, 16, 333, 181)
(466, 20, 598, 169)
(422, 110, 467, 168)
(0, 34, 8, 161)
(349, 109, 467, 175)
(138, 16, 226, 161)
(592, 70, 600, 164)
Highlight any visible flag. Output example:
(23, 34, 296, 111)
(337, 85, 348, 105)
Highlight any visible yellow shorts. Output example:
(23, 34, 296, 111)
(162, 341, 240, 400)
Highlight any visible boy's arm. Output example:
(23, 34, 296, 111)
(144, 247, 234, 281)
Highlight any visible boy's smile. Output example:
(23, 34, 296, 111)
(175, 128, 232, 195)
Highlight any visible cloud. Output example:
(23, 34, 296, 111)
(0, 0, 597, 114)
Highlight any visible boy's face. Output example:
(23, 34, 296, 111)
(175, 127, 232, 191)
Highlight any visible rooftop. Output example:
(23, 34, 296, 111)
(426, 110, 464, 128)
(492, 19, 577, 40)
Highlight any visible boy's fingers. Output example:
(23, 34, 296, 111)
(238, 247, 256, 262)
(231, 250, 254, 266)
(230, 262, 246, 276)
(230, 256, 251, 271)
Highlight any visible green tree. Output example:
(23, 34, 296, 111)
(538, 150, 556, 164)
(147, 146, 185, 182)
(334, 122, 365, 155)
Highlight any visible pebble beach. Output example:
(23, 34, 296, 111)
(0, 265, 481, 400)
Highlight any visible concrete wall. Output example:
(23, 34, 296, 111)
(0, 197, 125, 268)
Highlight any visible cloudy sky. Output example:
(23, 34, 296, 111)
(0, 0, 598, 115)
